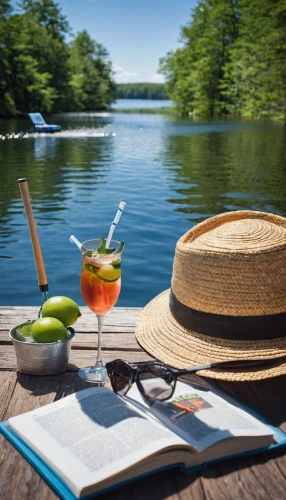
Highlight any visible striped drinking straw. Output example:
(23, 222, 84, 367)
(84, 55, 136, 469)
(106, 201, 126, 248)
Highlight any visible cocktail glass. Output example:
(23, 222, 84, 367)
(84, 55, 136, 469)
(78, 239, 123, 383)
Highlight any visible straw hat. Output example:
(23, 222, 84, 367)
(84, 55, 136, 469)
(135, 210, 286, 381)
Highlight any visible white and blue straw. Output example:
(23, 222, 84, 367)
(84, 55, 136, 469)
(69, 235, 82, 250)
(69, 201, 126, 251)
(106, 201, 126, 248)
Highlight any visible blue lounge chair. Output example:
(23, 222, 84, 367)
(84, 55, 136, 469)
(28, 113, 61, 133)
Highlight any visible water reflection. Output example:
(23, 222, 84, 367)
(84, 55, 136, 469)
(163, 124, 286, 222)
(0, 127, 115, 238)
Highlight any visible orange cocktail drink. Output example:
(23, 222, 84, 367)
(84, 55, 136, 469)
(80, 254, 121, 315)
(78, 237, 124, 384)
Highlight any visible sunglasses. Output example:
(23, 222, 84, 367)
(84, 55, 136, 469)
(106, 355, 286, 402)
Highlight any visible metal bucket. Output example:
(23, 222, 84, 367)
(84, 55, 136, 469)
(9, 325, 76, 375)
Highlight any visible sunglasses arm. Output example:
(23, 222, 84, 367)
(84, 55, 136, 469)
(175, 355, 286, 375)
(130, 361, 159, 366)
(175, 363, 213, 376)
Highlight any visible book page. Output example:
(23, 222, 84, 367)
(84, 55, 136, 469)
(128, 379, 274, 453)
(8, 387, 188, 497)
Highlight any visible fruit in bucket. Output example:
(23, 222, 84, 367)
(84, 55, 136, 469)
(13, 296, 81, 344)
(42, 296, 82, 327)
(31, 317, 68, 343)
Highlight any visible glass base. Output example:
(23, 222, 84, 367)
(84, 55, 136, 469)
(78, 365, 109, 384)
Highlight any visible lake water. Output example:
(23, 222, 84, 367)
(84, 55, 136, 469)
(0, 104, 285, 308)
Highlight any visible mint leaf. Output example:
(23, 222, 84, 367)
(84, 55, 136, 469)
(96, 236, 115, 254)
(115, 241, 125, 254)
(111, 259, 121, 269)
(85, 236, 124, 255)
(97, 236, 107, 254)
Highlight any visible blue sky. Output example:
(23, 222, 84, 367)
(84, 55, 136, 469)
(54, 0, 198, 83)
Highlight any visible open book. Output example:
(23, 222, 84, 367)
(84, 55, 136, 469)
(1, 377, 285, 500)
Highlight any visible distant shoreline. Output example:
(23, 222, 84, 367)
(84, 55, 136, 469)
(110, 107, 173, 114)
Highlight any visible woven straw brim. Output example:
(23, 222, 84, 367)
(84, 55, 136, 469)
(135, 290, 286, 381)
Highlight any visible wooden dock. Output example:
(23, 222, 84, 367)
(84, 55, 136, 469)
(0, 306, 286, 500)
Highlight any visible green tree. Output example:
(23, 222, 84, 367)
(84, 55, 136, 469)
(160, 0, 240, 116)
(222, 0, 286, 120)
(160, 0, 286, 121)
(11, 16, 58, 113)
(0, 0, 71, 115)
(20, 0, 71, 112)
(0, 0, 17, 116)
(159, 47, 194, 114)
(68, 30, 116, 111)
(0, 0, 116, 115)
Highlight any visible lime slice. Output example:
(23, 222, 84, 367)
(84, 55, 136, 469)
(14, 321, 35, 342)
(17, 321, 34, 336)
(66, 328, 72, 338)
(83, 263, 100, 275)
(96, 264, 121, 283)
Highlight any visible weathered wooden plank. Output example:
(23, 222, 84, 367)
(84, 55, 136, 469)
(0, 307, 142, 344)
(200, 451, 286, 500)
(0, 324, 138, 334)
(71, 332, 141, 350)
(218, 377, 286, 433)
(67, 349, 153, 369)
(0, 372, 17, 421)
(173, 470, 205, 500)
(0, 332, 9, 343)
(0, 437, 59, 500)
(0, 345, 153, 371)
(0, 331, 142, 350)
(0, 306, 142, 328)
(2, 372, 95, 420)
(101, 468, 183, 500)
(0, 372, 61, 500)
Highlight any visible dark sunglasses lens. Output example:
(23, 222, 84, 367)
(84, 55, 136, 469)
(110, 361, 131, 396)
(106, 363, 112, 377)
(138, 364, 175, 401)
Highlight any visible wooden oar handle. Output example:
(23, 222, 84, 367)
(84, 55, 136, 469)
(18, 178, 48, 292)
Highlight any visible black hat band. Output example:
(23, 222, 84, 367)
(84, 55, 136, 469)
(169, 289, 286, 341)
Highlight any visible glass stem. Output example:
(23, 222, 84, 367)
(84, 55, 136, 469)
(95, 314, 104, 367)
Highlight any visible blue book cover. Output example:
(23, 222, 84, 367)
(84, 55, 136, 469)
(1, 385, 286, 500)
